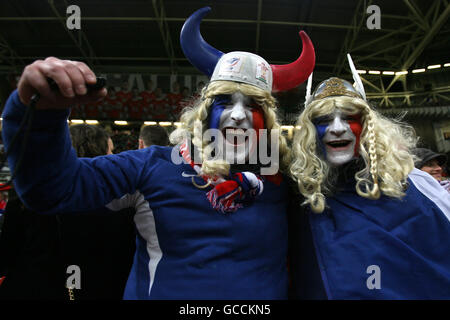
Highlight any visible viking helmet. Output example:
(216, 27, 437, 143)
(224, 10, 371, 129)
(180, 7, 315, 92)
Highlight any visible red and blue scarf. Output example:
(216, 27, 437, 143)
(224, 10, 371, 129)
(180, 140, 264, 214)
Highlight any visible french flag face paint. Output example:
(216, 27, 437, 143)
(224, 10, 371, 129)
(313, 110, 362, 166)
(209, 92, 265, 164)
(209, 95, 229, 131)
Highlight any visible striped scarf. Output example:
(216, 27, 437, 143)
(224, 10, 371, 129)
(179, 140, 264, 213)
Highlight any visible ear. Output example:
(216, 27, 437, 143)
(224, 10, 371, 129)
(138, 139, 145, 149)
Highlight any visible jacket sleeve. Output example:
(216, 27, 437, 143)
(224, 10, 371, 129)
(1, 90, 154, 214)
(408, 168, 450, 222)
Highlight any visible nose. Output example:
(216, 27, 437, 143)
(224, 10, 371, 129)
(432, 164, 442, 172)
(230, 103, 246, 123)
(329, 117, 347, 137)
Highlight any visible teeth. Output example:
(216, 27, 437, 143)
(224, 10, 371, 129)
(327, 141, 350, 147)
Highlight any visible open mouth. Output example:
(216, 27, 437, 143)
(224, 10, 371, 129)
(325, 140, 352, 150)
(222, 127, 249, 146)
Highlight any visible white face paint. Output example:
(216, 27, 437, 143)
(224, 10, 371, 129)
(218, 92, 254, 164)
(316, 110, 360, 167)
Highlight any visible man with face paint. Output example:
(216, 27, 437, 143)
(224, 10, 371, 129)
(288, 66, 450, 299)
(208, 92, 265, 165)
(1, 7, 315, 299)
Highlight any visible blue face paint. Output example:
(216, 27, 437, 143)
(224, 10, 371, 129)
(315, 124, 328, 140)
(314, 120, 329, 157)
(209, 95, 231, 129)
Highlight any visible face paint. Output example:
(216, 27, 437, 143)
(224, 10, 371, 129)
(209, 92, 264, 164)
(314, 121, 328, 156)
(314, 110, 362, 166)
(209, 95, 230, 130)
(347, 114, 362, 156)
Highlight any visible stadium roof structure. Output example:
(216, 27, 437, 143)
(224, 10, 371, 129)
(0, 0, 449, 110)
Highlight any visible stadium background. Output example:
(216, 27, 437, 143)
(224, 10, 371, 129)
(0, 0, 448, 153)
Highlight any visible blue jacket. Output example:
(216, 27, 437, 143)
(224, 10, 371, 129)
(289, 169, 450, 299)
(2, 90, 289, 299)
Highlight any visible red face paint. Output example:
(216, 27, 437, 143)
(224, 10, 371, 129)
(251, 105, 265, 141)
(347, 115, 362, 156)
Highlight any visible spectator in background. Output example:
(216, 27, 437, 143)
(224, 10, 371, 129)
(167, 81, 183, 108)
(152, 87, 169, 120)
(413, 147, 450, 193)
(140, 80, 155, 120)
(140, 80, 155, 103)
(111, 130, 139, 153)
(83, 97, 102, 119)
(192, 80, 206, 101)
(138, 125, 169, 149)
(104, 86, 122, 120)
(175, 86, 193, 116)
(142, 99, 152, 120)
(116, 81, 132, 104)
(128, 88, 144, 120)
(196, 81, 205, 94)
(69, 124, 114, 156)
(69, 103, 83, 119)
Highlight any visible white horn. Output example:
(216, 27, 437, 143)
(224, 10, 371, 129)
(347, 53, 366, 101)
(305, 72, 313, 106)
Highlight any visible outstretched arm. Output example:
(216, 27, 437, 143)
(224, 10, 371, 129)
(2, 57, 151, 214)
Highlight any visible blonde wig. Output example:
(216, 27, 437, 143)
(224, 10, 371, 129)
(290, 95, 417, 213)
(170, 80, 292, 178)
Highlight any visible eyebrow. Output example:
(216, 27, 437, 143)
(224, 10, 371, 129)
(313, 115, 332, 123)
(213, 94, 232, 104)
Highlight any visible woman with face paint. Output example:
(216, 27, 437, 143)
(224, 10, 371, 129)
(288, 70, 450, 299)
(1, 7, 315, 299)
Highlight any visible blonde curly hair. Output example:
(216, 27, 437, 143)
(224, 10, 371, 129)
(290, 95, 417, 213)
(170, 80, 292, 178)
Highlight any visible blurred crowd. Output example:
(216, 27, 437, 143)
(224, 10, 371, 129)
(70, 80, 205, 121)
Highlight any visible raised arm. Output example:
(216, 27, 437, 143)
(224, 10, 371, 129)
(2, 57, 151, 214)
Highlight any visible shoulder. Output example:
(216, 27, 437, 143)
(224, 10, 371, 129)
(131, 145, 180, 169)
(86, 145, 177, 172)
(408, 168, 446, 191)
(145, 145, 177, 161)
(112, 145, 173, 158)
(408, 168, 450, 221)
